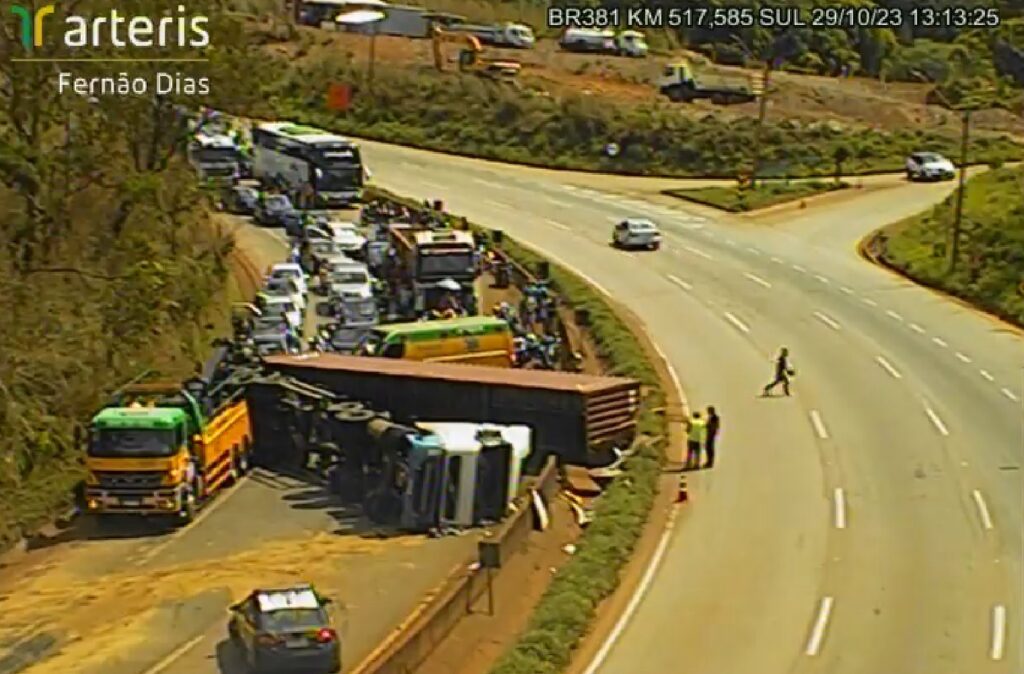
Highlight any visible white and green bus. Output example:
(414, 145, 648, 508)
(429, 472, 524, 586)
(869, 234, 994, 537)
(252, 121, 367, 207)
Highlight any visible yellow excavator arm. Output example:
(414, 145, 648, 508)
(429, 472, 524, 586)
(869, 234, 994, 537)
(431, 26, 520, 79)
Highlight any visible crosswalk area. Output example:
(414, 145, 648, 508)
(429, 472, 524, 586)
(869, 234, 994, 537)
(560, 184, 708, 228)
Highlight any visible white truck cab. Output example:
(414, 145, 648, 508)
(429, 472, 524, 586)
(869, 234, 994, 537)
(616, 30, 648, 58)
(188, 133, 241, 182)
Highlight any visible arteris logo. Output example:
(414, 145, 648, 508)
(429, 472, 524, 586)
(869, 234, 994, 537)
(9, 3, 209, 51)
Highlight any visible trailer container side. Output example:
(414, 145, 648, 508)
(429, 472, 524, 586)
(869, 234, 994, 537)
(263, 354, 641, 471)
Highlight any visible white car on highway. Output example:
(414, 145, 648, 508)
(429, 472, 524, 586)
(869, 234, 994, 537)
(263, 276, 306, 311)
(308, 220, 367, 258)
(257, 294, 303, 336)
(906, 151, 956, 182)
(269, 262, 308, 296)
(612, 217, 661, 251)
(325, 262, 373, 300)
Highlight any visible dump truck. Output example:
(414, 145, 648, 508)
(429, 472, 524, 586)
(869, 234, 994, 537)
(263, 353, 641, 471)
(387, 224, 478, 317)
(657, 60, 759, 104)
(83, 369, 253, 524)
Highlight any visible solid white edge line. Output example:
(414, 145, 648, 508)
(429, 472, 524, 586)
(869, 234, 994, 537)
(812, 311, 840, 331)
(980, 369, 995, 382)
(809, 410, 829, 439)
(134, 477, 247, 566)
(582, 509, 678, 674)
(805, 597, 835, 656)
(875, 355, 902, 379)
(991, 604, 1006, 660)
(932, 336, 948, 348)
(955, 352, 972, 363)
(972, 489, 994, 531)
(667, 274, 692, 291)
(833, 488, 847, 530)
(723, 311, 750, 334)
(141, 634, 206, 674)
(744, 272, 772, 288)
(924, 406, 949, 436)
(1000, 387, 1018, 402)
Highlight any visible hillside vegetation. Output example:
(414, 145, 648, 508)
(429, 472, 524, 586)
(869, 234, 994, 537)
(0, 2, 268, 547)
(875, 167, 1024, 324)
(262, 50, 1021, 177)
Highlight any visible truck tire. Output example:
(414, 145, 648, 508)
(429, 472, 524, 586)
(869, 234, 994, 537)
(180, 475, 203, 524)
(335, 408, 375, 423)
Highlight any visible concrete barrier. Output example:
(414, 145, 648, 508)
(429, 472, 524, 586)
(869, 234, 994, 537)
(350, 456, 559, 674)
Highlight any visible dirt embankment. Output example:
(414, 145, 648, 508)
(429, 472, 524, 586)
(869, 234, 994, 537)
(268, 26, 1024, 138)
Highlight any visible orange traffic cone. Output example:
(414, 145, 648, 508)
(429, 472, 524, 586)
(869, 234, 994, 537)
(677, 475, 689, 503)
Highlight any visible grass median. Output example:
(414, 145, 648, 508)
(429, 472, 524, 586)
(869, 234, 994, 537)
(872, 165, 1024, 325)
(366, 186, 667, 674)
(665, 180, 850, 212)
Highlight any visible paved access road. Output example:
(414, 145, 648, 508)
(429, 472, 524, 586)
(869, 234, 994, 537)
(361, 140, 1022, 674)
(0, 216, 476, 674)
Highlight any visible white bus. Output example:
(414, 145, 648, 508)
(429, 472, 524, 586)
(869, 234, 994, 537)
(252, 122, 367, 207)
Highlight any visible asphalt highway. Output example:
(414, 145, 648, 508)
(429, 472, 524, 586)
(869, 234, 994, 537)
(361, 140, 1022, 674)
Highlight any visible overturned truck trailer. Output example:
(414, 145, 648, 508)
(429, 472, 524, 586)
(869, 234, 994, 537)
(263, 354, 641, 471)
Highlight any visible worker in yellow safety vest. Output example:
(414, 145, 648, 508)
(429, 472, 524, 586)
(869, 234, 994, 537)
(685, 411, 706, 471)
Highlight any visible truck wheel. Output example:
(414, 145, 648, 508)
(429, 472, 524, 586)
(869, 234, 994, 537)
(180, 475, 203, 524)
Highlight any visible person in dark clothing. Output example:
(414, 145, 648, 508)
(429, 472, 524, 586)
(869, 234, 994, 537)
(762, 347, 793, 397)
(704, 406, 720, 468)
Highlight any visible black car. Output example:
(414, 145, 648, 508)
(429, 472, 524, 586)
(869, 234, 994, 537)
(254, 194, 296, 227)
(228, 586, 341, 674)
(223, 186, 260, 215)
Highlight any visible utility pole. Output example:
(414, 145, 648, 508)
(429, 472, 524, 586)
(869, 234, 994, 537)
(750, 61, 772, 189)
(949, 109, 970, 274)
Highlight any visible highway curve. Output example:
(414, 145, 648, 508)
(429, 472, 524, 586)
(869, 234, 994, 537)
(362, 140, 1022, 674)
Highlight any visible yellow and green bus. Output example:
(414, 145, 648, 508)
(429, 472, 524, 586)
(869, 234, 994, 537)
(358, 316, 514, 367)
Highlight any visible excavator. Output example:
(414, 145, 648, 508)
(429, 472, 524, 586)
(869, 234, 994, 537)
(431, 26, 521, 81)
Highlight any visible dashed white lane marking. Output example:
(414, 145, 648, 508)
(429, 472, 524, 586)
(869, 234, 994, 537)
(840, 286, 853, 295)
(723, 311, 750, 334)
(980, 369, 995, 382)
(809, 410, 829, 439)
(667, 274, 692, 291)
(924, 406, 949, 436)
(932, 336, 948, 348)
(909, 323, 925, 334)
(771, 256, 784, 264)
(544, 218, 571, 231)
(875, 355, 902, 379)
(972, 489, 994, 531)
(743, 272, 772, 288)
(990, 605, 1007, 660)
(1000, 387, 1018, 402)
(792, 263, 807, 272)
(815, 274, 830, 284)
(746, 247, 762, 255)
(684, 245, 713, 260)
(544, 196, 573, 208)
(862, 297, 878, 307)
(140, 634, 206, 674)
(725, 238, 737, 246)
(833, 488, 847, 529)
(955, 352, 972, 363)
(486, 198, 514, 209)
(812, 311, 841, 331)
(805, 597, 835, 656)
(885, 309, 903, 322)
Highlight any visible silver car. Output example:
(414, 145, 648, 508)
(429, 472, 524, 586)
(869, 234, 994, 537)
(612, 218, 661, 251)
